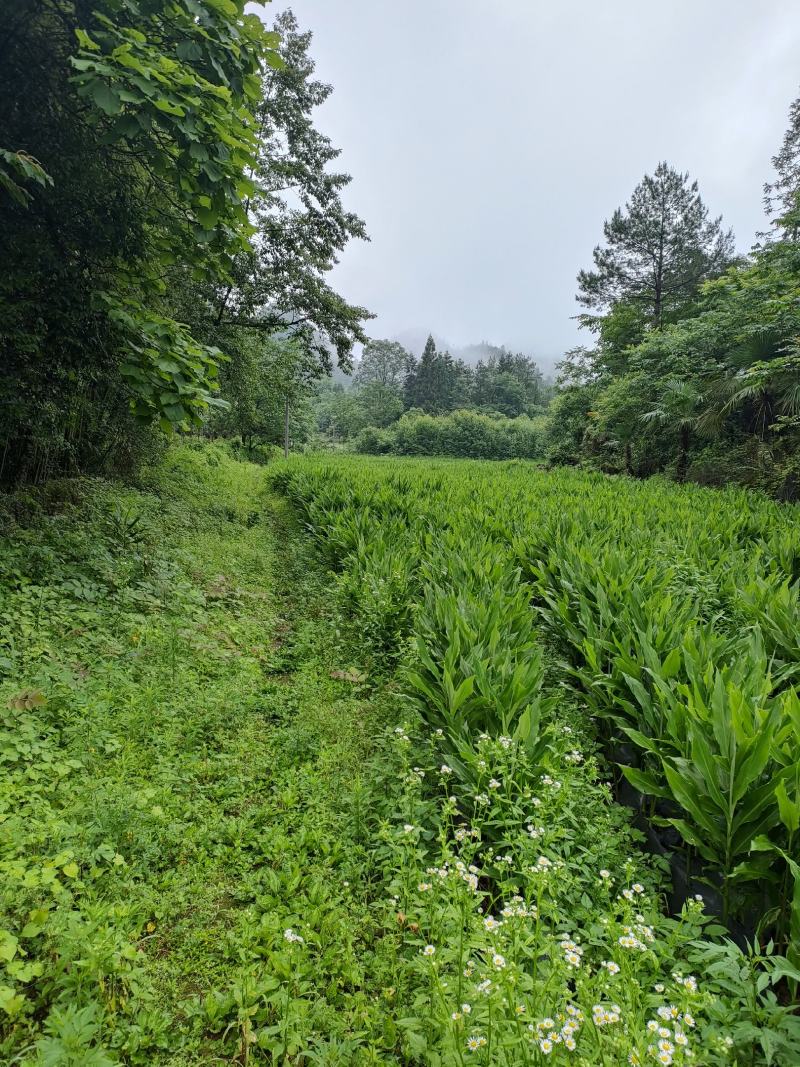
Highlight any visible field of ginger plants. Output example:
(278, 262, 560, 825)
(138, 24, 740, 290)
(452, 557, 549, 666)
(273, 454, 800, 1065)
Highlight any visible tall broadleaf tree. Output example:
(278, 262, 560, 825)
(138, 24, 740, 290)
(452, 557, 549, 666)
(0, 0, 280, 482)
(208, 9, 372, 375)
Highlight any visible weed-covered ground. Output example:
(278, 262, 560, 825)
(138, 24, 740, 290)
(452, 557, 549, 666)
(1, 444, 407, 1063)
(2, 444, 798, 1065)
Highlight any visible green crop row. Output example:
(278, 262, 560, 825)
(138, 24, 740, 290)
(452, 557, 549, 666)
(273, 456, 800, 1042)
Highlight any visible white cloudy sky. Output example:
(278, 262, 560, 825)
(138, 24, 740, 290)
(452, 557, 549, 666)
(258, 1, 800, 368)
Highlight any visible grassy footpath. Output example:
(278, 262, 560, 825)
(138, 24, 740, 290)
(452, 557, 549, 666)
(0, 443, 404, 1065)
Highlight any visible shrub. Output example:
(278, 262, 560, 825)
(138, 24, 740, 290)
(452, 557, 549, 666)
(356, 410, 540, 460)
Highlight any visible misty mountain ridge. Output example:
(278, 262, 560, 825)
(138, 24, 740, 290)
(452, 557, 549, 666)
(390, 329, 558, 375)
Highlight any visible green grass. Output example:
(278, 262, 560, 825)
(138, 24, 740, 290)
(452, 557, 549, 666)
(0, 442, 404, 1064)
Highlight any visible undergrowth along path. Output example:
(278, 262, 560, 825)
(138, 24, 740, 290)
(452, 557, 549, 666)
(0, 443, 399, 1065)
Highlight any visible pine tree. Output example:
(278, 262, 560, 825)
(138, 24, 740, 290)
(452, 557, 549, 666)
(577, 161, 734, 327)
(764, 88, 800, 238)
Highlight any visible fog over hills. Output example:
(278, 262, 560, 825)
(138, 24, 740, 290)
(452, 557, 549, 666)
(390, 329, 559, 376)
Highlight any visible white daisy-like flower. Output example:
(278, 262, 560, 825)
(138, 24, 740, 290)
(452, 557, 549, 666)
(422, 944, 436, 957)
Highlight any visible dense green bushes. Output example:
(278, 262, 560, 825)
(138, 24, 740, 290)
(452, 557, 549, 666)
(1, 5, 367, 487)
(354, 410, 542, 459)
(544, 125, 800, 496)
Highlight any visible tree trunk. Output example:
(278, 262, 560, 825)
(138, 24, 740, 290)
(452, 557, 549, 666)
(676, 424, 690, 482)
(283, 397, 290, 458)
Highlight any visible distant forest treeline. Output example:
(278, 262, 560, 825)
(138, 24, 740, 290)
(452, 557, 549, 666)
(1, 1, 798, 495)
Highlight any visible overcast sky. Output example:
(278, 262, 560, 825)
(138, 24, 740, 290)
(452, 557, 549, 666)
(260, 1, 800, 369)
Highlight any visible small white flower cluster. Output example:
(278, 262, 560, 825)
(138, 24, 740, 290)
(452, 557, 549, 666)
(526, 823, 544, 839)
(393, 726, 410, 743)
(540, 774, 562, 789)
(498, 735, 514, 749)
(424, 858, 480, 893)
(501, 895, 536, 919)
(488, 778, 501, 790)
(465, 1033, 487, 1051)
(600, 959, 620, 975)
(450, 1001, 472, 1021)
(532, 1006, 583, 1054)
(645, 1014, 694, 1064)
(655, 1005, 680, 1022)
(283, 928, 304, 944)
(618, 922, 655, 950)
(560, 937, 584, 968)
(564, 749, 583, 764)
(672, 971, 698, 992)
(530, 855, 562, 874)
(621, 883, 646, 901)
(592, 1002, 622, 1027)
(454, 825, 479, 843)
